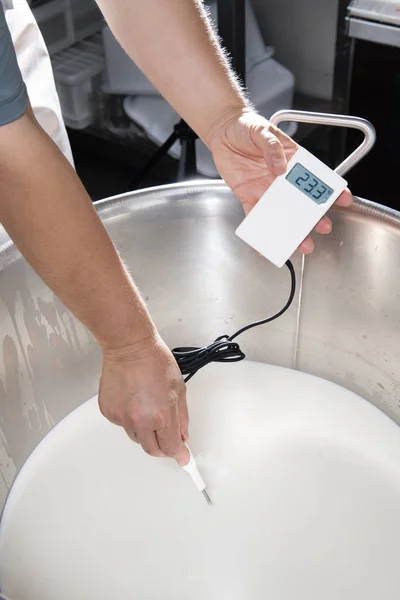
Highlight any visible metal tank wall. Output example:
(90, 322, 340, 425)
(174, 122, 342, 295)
(0, 181, 398, 510)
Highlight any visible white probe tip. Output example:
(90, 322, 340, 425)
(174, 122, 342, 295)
(182, 444, 212, 505)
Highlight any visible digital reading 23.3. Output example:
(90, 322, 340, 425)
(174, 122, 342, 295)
(286, 163, 334, 204)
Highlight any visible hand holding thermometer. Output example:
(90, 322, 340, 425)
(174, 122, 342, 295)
(235, 146, 348, 268)
(181, 444, 212, 505)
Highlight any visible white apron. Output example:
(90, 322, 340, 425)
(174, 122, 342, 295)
(5, 0, 74, 166)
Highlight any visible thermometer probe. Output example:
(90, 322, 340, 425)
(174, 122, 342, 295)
(182, 444, 212, 505)
(173, 111, 376, 506)
(178, 147, 346, 504)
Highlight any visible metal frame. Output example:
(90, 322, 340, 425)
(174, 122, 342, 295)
(333, 0, 355, 116)
(332, 0, 400, 166)
(217, 0, 246, 86)
(331, 0, 356, 165)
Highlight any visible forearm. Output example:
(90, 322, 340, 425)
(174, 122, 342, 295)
(0, 109, 155, 351)
(96, 0, 250, 146)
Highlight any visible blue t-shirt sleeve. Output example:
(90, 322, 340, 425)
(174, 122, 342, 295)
(0, 5, 28, 126)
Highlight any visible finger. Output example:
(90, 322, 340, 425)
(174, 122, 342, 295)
(156, 406, 188, 464)
(261, 130, 287, 176)
(98, 405, 119, 426)
(178, 385, 189, 442)
(125, 429, 139, 444)
(335, 188, 353, 207)
(298, 236, 314, 254)
(174, 444, 190, 467)
(136, 429, 165, 458)
(313, 215, 332, 235)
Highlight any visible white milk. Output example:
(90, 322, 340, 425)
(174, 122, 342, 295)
(1, 361, 400, 600)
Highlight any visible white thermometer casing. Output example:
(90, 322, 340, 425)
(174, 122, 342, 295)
(235, 147, 348, 268)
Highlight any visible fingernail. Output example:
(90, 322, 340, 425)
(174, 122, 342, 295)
(272, 158, 286, 173)
(176, 445, 190, 467)
(301, 238, 314, 253)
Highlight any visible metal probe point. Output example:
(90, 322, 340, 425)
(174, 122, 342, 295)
(202, 489, 212, 505)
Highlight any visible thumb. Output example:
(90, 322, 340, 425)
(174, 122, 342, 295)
(178, 385, 190, 443)
(260, 128, 287, 176)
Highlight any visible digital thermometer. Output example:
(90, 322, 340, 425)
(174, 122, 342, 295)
(235, 147, 348, 268)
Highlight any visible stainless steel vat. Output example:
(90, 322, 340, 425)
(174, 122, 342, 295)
(0, 112, 398, 511)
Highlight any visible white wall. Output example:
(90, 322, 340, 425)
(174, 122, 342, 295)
(251, 0, 340, 100)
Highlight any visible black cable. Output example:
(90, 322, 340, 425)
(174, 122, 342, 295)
(172, 259, 296, 382)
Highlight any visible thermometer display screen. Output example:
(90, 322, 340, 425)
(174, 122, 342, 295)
(286, 163, 334, 204)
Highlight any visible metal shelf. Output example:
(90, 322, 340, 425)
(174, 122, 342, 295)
(347, 0, 400, 47)
(348, 0, 400, 26)
(347, 17, 400, 47)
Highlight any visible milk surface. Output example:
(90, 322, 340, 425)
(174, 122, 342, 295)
(1, 362, 400, 599)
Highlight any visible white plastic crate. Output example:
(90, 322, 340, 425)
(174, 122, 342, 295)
(32, 0, 74, 56)
(32, 0, 104, 56)
(51, 33, 105, 129)
(69, 0, 104, 44)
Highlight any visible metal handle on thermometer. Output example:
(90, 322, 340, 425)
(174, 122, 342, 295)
(182, 444, 212, 505)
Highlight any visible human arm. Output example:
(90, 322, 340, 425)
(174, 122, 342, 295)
(0, 106, 189, 463)
(0, 3, 189, 463)
(0, 108, 190, 463)
(96, 0, 353, 252)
